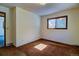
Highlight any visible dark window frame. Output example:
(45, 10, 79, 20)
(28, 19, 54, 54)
(47, 16, 68, 29)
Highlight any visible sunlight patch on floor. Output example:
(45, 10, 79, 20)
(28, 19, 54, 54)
(34, 43, 47, 51)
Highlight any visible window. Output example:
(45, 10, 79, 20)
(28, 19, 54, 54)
(47, 16, 68, 29)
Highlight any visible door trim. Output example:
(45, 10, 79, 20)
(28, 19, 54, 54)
(0, 12, 6, 47)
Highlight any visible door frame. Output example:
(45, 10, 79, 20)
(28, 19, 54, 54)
(0, 12, 6, 47)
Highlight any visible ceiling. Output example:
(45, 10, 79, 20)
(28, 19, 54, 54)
(1, 3, 79, 16)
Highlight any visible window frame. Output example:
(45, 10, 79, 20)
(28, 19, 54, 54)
(47, 16, 68, 29)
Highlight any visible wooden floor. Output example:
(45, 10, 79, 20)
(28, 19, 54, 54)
(0, 39, 79, 56)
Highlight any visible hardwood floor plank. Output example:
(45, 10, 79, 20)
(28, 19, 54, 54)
(0, 39, 79, 56)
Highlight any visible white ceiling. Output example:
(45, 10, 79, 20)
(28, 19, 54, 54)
(1, 3, 79, 16)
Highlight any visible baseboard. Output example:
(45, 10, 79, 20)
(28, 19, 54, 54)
(6, 43, 12, 46)
(6, 43, 16, 47)
(39, 38, 79, 47)
(16, 38, 40, 47)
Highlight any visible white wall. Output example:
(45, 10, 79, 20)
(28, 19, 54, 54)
(0, 5, 12, 45)
(41, 8, 79, 45)
(10, 7, 16, 46)
(12, 7, 41, 47)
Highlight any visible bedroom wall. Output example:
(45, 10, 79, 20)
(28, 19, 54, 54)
(10, 7, 16, 46)
(41, 8, 79, 45)
(12, 7, 41, 47)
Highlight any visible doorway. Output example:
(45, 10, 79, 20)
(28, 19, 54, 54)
(0, 12, 6, 47)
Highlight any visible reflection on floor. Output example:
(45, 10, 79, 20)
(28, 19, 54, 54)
(0, 39, 79, 56)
